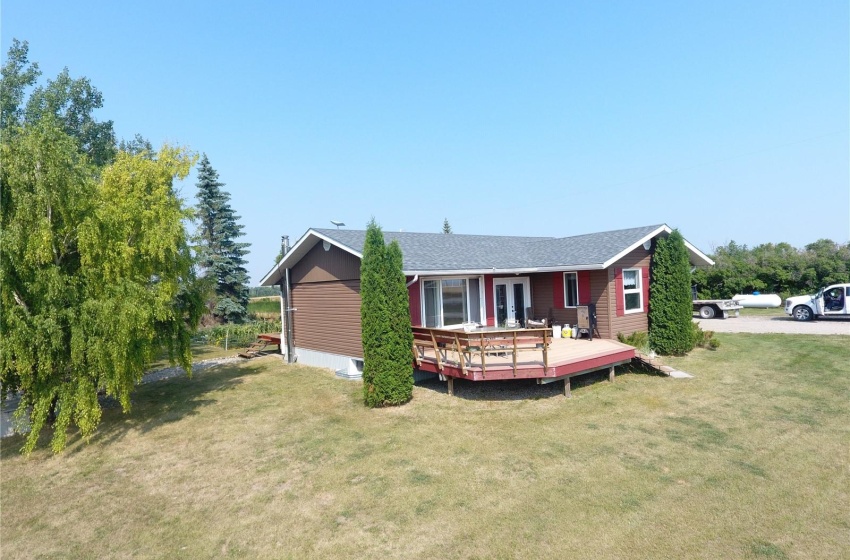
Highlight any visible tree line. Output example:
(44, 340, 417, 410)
(0, 40, 251, 453)
(692, 239, 850, 300)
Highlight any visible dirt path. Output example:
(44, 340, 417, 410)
(695, 315, 850, 335)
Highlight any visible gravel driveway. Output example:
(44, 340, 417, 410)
(694, 315, 850, 335)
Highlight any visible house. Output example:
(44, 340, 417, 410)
(260, 224, 713, 379)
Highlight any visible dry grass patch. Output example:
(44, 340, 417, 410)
(2, 335, 848, 559)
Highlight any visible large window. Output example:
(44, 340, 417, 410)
(422, 277, 482, 327)
(623, 268, 643, 313)
(563, 272, 578, 307)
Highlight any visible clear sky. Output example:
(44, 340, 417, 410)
(3, 1, 848, 283)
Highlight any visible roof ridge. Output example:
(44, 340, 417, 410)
(312, 223, 666, 240)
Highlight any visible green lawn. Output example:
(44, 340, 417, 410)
(2, 334, 848, 559)
(146, 344, 239, 372)
(739, 306, 786, 317)
(247, 297, 281, 314)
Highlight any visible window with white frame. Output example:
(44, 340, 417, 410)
(422, 277, 482, 327)
(563, 272, 578, 307)
(623, 268, 643, 313)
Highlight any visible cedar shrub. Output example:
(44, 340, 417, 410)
(648, 230, 695, 355)
(360, 220, 413, 407)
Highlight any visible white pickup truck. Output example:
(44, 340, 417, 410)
(785, 283, 850, 321)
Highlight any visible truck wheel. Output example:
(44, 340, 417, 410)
(792, 306, 813, 322)
(699, 305, 716, 319)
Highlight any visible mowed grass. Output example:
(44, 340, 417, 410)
(739, 307, 787, 317)
(2, 335, 848, 559)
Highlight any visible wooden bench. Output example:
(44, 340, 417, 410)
(238, 338, 274, 359)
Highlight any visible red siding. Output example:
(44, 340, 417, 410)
(553, 272, 565, 308)
(483, 274, 495, 326)
(578, 271, 591, 305)
(614, 268, 624, 317)
(642, 267, 650, 313)
(408, 277, 421, 326)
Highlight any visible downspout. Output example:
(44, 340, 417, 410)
(284, 266, 295, 363)
(279, 280, 286, 358)
(405, 274, 419, 288)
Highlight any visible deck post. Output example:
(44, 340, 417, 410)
(447, 376, 454, 396)
(609, 365, 615, 383)
(564, 377, 571, 398)
(454, 333, 466, 376)
(512, 331, 518, 376)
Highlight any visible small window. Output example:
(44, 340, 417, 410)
(623, 268, 643, 313)
(563, 272, 578, 307)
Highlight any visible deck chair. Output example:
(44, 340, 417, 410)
(525, 307, 548, 328)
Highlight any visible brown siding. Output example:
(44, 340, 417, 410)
(529, 272, 608, 335)
(531, 273, 578, 327)
(291, 242, 361, 284)
(607, 246, 652, 338)
(291, 280, 363, 357)
(590, 270, 611, 338)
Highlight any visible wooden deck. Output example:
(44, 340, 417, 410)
(412, 327, 635, 383)
(262, 329, 634, 396)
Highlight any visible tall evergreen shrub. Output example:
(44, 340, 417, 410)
(385, 241, 414, 400)
(648, 230, 695, 355)
(360, 220, 414, 407)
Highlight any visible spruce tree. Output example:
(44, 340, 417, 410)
(442, 218, 452, 234)
(360, 221, 413, 407)
(195, 154, 250, 323)
(648, 230, 695, 355)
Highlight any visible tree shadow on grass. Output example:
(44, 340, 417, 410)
(415, 364, 665, 402)
(0, 361, 266, 458)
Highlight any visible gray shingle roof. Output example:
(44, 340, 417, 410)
(312, 224, 666, 272)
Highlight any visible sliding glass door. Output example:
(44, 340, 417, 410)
(422, 277, 483, 327)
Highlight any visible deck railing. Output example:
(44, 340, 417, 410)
(411, 326, 551, 377)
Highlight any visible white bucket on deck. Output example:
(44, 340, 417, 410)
(552, 325, 561, 338)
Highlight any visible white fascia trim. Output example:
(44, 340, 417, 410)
(683, 239, 715, 266)
(259, 229, 364, 286)
(599, 225, 715, 268)
(403, 265, 605, 276)
(601, 225, 670, 269)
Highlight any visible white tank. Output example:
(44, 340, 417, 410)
(732, 294, 782, 308)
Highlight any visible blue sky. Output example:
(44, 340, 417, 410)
(3, 1, 848, 283)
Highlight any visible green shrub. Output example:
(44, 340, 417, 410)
(690, 322, 720, 350)
(648, 230, 696, 355)
(360, 221, 413, 407)
(617, 331, 650, 353)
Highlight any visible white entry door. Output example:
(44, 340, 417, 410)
(493, 278, 531, 327)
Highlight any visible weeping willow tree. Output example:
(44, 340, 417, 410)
(0, 119, 204, 453)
